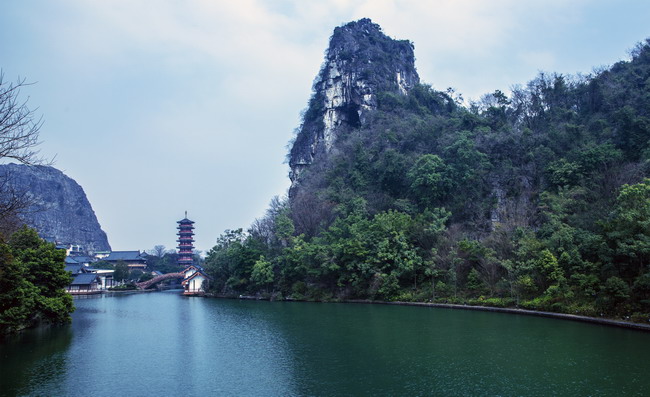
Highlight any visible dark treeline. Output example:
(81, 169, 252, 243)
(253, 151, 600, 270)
(0, 227, 74, 334)
(205, 40, 650, 322)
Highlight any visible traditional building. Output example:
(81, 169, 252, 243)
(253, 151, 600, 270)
(103, 251, 148, 270)
(177, 213, 195, 268)
(176, 214, 208, 295)
(86, 268, 116, 290)
(66, 273, 101, 294)
(181, 265, 209, 295)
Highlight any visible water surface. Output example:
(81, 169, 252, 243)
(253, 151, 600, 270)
(1, 290, 649, 396)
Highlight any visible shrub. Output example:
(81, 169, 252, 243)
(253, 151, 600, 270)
(520, 295, 554, 311)
(630, 312, 650, 323)
(467, 297, 515, 308)
(565, 302, 599, 317)
(108, 283, 137, 291)
(394, 291, 416, 302)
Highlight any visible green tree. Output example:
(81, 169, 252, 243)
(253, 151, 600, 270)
(275, 212, 295, 247)
(466, 268, 486, 296)
(204, 229, 264, 294)
(0, 241, 37, 333)
(8, 227, 73, 324)
(536, 249, 565, 290)
(407, 154, 449, 208)
(632, 273, 650, 311)
(129, 269, 144, 282)
(605, 179, 650, 279)
(139, 272, 154, 282)
(113, 261, 130, 283)
(251, 256, 274, 291)
(1, 227, 74, 333)
(600, 276, 631, 313)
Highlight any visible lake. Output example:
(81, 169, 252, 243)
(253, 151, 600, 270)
(1, 290, 649, 396)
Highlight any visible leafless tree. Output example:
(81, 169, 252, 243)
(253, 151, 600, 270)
(0, 72, 46, 237)
(149, 245, 167, 258)
(0, 73, 43, 165)
(290, 190, 334, 238)
(249, 196, 289, 245)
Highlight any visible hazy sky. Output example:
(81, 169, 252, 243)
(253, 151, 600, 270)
(1, 0, 649, 253)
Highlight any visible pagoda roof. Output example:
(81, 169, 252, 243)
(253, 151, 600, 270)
(177, 218, 195, 224)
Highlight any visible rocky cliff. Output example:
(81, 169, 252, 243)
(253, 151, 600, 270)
(0, 164, 111, 252)
(289, 18, 419, 184)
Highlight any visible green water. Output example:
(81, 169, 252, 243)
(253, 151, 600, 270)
(1, 290, 649, 396)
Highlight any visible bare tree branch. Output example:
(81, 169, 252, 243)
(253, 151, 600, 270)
(0, 71, 47, 237)
(0, 72, 45, 165)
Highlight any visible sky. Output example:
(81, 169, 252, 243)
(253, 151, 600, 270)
(1, 0, 649, 254)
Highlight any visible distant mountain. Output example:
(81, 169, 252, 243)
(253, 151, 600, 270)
(0, 164, 111, 252)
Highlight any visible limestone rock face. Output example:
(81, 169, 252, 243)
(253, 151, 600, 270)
(0, 163, 111, 252)
(289, 18, 419, 184)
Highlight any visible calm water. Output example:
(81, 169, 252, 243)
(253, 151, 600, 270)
(1, 291, 649, 396)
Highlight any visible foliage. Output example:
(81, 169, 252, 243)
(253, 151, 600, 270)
(108, 283, 137, 291)
(145, 249, 181, 274)
(250, 256, 274, 290)
(0, 227, 73, 334)
(204, 39, 650, 320)
(603, 179, 650, 279)
(113, 261, 130, 283)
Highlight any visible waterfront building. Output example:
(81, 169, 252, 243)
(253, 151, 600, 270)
(181, 265, 209, 295)
(86, 268, 116, 290)
(65, 264, 115, 291)
(67, 273, 101, 294)
(177, 213, 195, 268)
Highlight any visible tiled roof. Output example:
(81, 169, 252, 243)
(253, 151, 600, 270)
(104, 251, 146, 261)
(70, 273, 99, 285)
(65, 264, 85, 274)
(70, 255, 94, 263)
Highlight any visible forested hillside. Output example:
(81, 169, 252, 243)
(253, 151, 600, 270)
(205, 20, 650, 322)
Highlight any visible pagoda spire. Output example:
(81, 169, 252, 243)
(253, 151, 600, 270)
(177, 214, 195, 268)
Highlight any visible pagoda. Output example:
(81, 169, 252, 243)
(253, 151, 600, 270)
(177, 212, 195, 268)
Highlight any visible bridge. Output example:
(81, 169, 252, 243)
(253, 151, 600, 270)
(136, 272, 184, 290)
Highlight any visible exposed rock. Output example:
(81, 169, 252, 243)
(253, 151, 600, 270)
(0, 163, 111, 253)
(289, 18, 419, 186)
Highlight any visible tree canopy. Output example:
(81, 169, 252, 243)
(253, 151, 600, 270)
(204, 40, 650, 323)
(0, 227, 73, 334)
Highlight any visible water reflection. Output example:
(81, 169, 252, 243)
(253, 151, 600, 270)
(232, 302, 650, 396)
(0, 324, 72, 396)
(1, 292, 649, 396)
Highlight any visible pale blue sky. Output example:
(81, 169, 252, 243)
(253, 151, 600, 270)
(1, 0, 649, 252)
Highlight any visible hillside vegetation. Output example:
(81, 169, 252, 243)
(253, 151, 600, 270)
(205, 38, 650, 322)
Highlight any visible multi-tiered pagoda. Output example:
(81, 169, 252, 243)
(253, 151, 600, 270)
(177, 212, 195, 268)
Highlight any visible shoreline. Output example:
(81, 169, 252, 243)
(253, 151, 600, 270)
(219, 293, 650, 333)
(373, 300, 650, 332)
